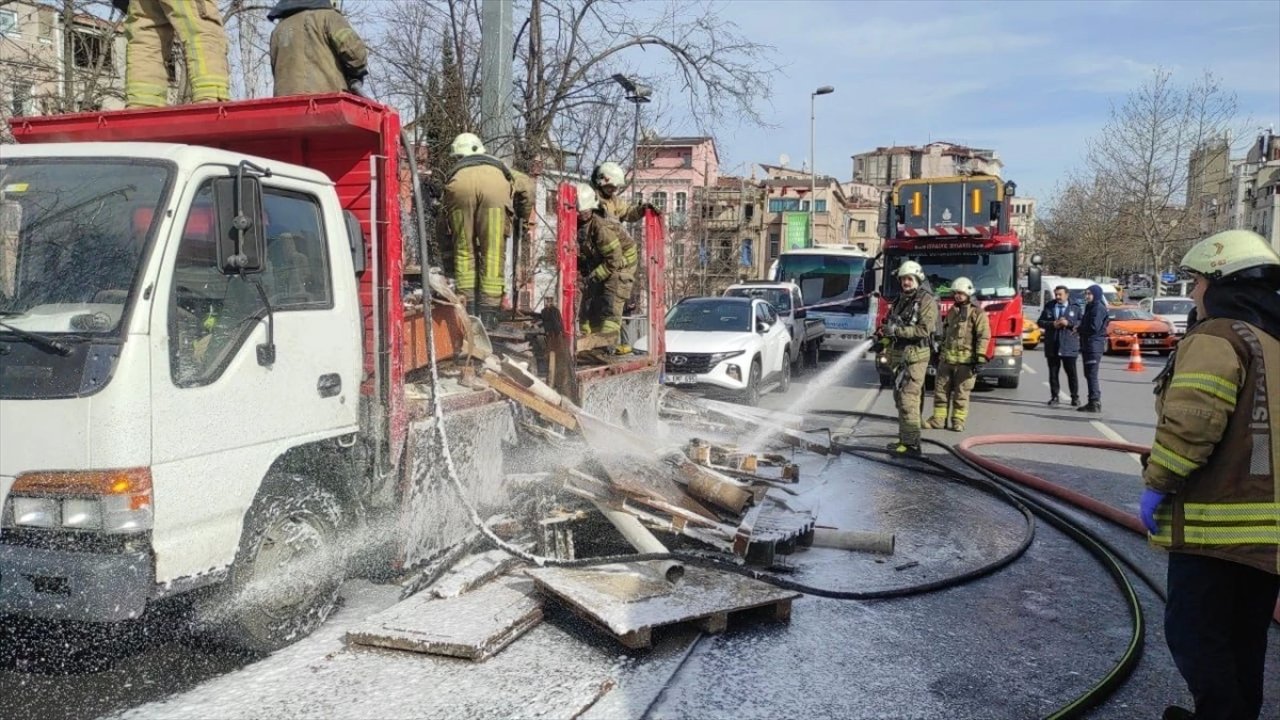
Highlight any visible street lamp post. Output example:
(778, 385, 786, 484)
(810, 85, 834, 245)
(612, 74, 652, 188)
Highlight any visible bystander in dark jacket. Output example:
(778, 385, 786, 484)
(1037, 285, 1083, 405)
(1076, 284, 1108, 412)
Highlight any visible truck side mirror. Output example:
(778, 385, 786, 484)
(1030, 253, 1043, 266)
(893, 206, 905, 224)
(989, 200, 1003, 222)
(1028, 266, 1042, 294)
(794, 308, 807, 319)
(213, 176, 265, 274)
(343, 210, 367, 274)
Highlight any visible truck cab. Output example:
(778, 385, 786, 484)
(722, 280, 824, 368)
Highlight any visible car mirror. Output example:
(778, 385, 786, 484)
(794, 308, 807, 319)
(756, 321, 769, 334)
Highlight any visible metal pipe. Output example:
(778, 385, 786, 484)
(812, 528, 896, 555)
(591, 501, 684, 584)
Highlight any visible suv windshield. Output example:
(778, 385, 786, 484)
(724, 286, 792, 312)
(0, 159, 171, 334)
(886, 250, 1016, 300)
(667, 299, 752, 332)
(775, 253, 869, 312)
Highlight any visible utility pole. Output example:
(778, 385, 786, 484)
(61, 0, 75, 110)
(480, 0, 513, 163)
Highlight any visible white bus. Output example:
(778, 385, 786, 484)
(770, 246, 878, 351)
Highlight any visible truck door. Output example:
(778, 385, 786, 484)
(147, 172, 361, 584)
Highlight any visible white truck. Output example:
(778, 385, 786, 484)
(0, 96, 665, 652)
(722, 281, 824, 369)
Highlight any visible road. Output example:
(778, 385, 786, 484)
(1, 345, 1276, 719)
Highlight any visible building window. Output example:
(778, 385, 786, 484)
(743, 203, 754, 221)
(800, 200, 810, 212)
(768, 231, 780, 259)
(675, 192, 687, 214)
(0, 10, 18, 36)
(768, 198, 801, 213)
(10, 82, 32, 117)
(38, 10, 53, 42)
(857, 219, 867, 233)
(632, 192, 643, 205)
(73, 28, 115, 71)
(673, 241, 684, 269)
(740, 239, 753, 268)
(815, 199, 827, 213)
(651, 192, 667, 211)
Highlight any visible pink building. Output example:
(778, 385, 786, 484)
(631, 136, 720, 231)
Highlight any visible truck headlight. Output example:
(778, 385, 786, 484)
(1, 468, 153, 534)
(993, 344, 1022, 357)
(709, 350, 745, 366)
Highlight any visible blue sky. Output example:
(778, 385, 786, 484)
(654, 0, 1280, 204)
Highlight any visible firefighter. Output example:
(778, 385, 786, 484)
(924, 277, 989, 432)
(591, 162, 649, 222)
(878, 260, 939, 456)
(268, 0, 368, 97)
(441, 132, 513, 328)
(113, 0, 229, 108)
(574, 184, 629, 351)
(1137, 230, 1280, 720)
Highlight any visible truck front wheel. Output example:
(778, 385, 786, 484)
(204, 475, 345, 655)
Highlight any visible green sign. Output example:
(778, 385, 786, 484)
(783, 212, 810, 249)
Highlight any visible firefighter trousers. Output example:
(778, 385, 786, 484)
(125, 0, 229, 108)
(444, 166, 512, 312)
(929, 361, 975, 428)
(892, 359, 929, 447)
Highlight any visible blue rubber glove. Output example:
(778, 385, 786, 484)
(1139, 489, 1167, 534)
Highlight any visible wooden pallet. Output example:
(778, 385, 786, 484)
(526, 560, 799, 650)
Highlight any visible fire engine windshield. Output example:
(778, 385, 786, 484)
(0, 159, 171, 335)
(775, 253, 870, 312)
(886, 250, 1017, 300)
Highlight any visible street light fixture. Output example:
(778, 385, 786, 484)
(613, 74, 652, 186)
(810, 85, 835, 245)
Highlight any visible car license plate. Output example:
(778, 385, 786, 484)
(1141, 339, 1163, 346)
(665, 374, 698, 386)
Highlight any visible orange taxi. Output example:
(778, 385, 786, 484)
(1106, 306, 1177, 355)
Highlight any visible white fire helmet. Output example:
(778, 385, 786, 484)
(897, 260, 925, 282)
(1179, 229, 1280, 282)
(951, 277, 975, 296)
(576, 183, 598, 212)
(450, 132, 485, 158)
(593, 162, 626, 189)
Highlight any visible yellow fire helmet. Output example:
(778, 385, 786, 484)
(450, 132, 485, 158)
(897, 260, 925, 282)
(575, 183, 598, 212)
(1180, 229, 1280, 281)
(951, 276, 975, 295)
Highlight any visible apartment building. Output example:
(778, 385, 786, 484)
(757, 163, 853, 262)
(850, 141, 1003, 192)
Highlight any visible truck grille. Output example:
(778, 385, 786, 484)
(665, 353, 713, 374)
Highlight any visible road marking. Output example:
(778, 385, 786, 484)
(1022, 363, 1037, 375)
(838, 386, 881, 434)
(1041, 382, 1070, 402)
(1090, 420, 1144, 465)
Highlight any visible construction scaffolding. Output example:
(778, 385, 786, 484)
(666, 177, 765, 303)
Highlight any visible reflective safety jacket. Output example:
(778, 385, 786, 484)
(885, 290, 939, 365)
(1145, 318, 1280, 575)
(578, 213, 629, 284)
(598, 194, 645, 223)
(939, 301, 991, 365)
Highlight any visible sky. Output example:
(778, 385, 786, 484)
(651, 0, 1280, 205)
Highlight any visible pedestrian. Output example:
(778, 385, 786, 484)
(878, 260, 939, 456)
(113, 0, 229, 108)
(441, 132, 513, 328)
(1137, 229, 1280, 720)
(1037, 285, 1082, 406)
(1077, 284, 1108, 413)
(925, 277, 990, 432)
(268, 0, 368, 97)
(573, 183, 630, 354)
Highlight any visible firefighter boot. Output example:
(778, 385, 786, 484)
(886, 441, 922, 457)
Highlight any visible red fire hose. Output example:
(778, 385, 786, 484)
(954, 434, 1280, 624)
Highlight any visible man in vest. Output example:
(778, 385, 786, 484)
(1138, 230, 1280, 720)
(113, 0, 229, 108)
(268, 0, 368, 97)
(1037, 285, 1082, 406)
(925, 277, 990, 432)
(878, 260, 939, 456)
(442, 132, 513, 328)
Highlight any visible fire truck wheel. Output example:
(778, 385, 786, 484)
(208, 475, 345, 656)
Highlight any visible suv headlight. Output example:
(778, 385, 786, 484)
(1, 468, 153, 534)
(708, 350, 745, 366)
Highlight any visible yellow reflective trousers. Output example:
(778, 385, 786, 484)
(125, 0, 229, 108)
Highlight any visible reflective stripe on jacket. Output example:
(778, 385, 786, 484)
(1145, 318, 1280, 575)
(886, 291, 939, 365)
(939, 302, 991, 365)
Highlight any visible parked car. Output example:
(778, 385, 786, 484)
(638, 296, 791, 405)
(1141, 296, 1194, 337)
(1106, 306, 1177, 355)
(1022, 306, 1043, 349)
(723, 281, 824, 369)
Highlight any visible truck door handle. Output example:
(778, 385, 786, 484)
(317, 373, 341, 398)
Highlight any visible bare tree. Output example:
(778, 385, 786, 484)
(1085, 68, 1238, 286)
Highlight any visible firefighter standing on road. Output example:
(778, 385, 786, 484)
(574, 184, 630, 353)
(441, 132, 513, 329)
(267, 0, 368, 97)
(1137, 230, 1280, 720)
(113, 0, 229, 108)
(925, 277, 989, 432)
(878, 260, 939, 456)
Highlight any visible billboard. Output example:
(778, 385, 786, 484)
(783, 212, 810, 249)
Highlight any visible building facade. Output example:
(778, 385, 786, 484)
(851, 141, 1003, 192)
(757, 164, 854, 261)
(1, 0, 125, 139)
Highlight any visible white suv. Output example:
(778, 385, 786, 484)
(642, 296, 791, 405)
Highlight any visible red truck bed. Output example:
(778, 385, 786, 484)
(10, 94, 407, 454)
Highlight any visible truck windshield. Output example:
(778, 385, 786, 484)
(886, 250, 1016, 300)
(775, 254, 869, 312)
(666, 299, 752, 332)
(724, 286, 792, 312)
(0, 159, 171, 334)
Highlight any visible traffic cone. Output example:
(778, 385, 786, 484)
(1126, 341, 1145, 372)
